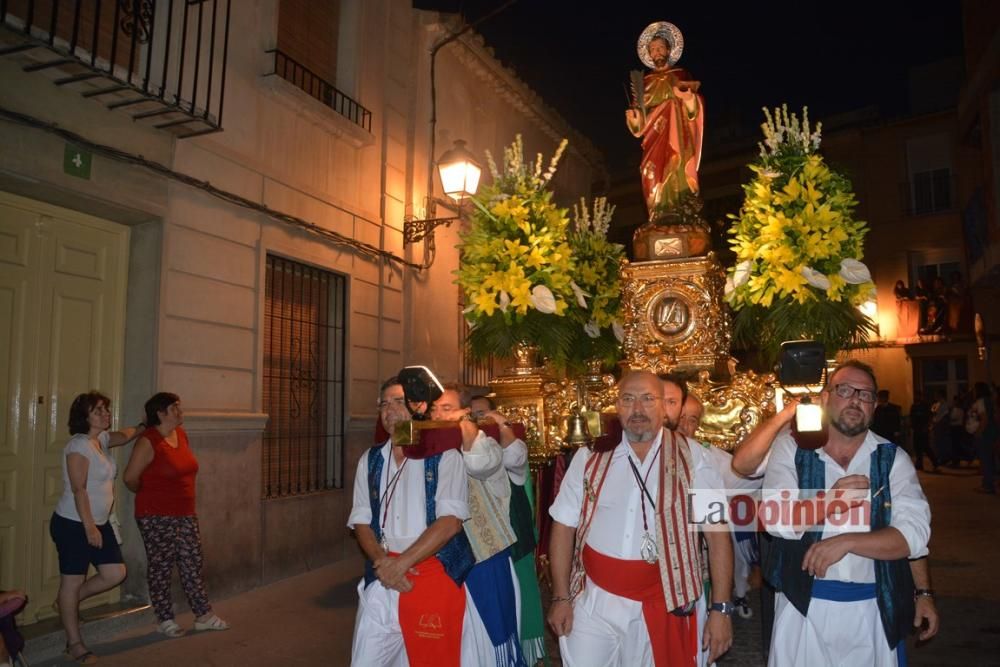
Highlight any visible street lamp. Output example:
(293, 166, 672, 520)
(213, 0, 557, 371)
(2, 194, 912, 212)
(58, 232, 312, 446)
(403, 140, 482, 246)
(437, 139, 482, 202)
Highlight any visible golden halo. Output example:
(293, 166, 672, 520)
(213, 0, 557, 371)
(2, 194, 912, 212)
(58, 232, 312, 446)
(637, 21, 684, 69)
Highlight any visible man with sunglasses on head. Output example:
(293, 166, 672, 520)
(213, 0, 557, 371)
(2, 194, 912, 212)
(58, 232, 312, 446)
(760, 360, 931, 666)
(547, 370, 734, 666)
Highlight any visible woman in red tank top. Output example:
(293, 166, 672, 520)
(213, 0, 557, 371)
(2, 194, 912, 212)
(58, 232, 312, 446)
(124, 392, 230, 638)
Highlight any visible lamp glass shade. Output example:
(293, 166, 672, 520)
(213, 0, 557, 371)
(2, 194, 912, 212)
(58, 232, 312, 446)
(795, 403, 824, 432)
(437, 140, 482, 201)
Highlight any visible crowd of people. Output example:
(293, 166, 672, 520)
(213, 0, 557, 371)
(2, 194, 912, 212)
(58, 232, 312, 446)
(893, 272, 974, 337)
(348, 359, 962, 666)
(899, 383, 999, 494)
(7, 390, 232, 665)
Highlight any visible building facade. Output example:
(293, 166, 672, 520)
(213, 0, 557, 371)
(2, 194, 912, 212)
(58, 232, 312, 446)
(0, 0, 601, 622)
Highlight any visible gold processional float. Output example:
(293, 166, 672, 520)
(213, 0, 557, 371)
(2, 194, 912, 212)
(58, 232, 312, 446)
(487, 20, 776, 466)
(395, 23, 776, 459)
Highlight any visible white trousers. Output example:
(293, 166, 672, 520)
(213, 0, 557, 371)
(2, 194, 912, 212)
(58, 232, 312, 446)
(558, 577, 700, 667)
(350, 578, 479, 667)
(768, 592, 897, 667)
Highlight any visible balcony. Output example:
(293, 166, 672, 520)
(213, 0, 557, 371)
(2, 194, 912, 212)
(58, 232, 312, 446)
(0, 0, 232, 138)
(265, 48, 371, 133)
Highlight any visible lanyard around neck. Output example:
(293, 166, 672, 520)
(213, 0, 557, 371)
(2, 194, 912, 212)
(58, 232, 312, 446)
(627, 445, 660, 512)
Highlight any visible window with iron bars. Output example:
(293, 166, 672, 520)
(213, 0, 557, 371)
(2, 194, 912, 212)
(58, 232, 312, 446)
(457, 296, 494, 388)
(263, 255, 346, 498)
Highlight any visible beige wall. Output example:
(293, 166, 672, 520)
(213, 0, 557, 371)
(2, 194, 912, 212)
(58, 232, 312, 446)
(0, 0, 601, 602)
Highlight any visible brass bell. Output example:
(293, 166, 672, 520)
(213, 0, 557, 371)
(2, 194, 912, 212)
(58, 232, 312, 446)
(564, 408, 593, 447)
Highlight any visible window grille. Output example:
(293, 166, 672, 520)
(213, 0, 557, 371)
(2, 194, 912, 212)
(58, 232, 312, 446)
(457, 297, 493, 388)
(263, 255, 346, 498)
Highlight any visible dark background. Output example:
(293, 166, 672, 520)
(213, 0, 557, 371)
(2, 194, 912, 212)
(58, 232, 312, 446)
(416, 1, 965, 177)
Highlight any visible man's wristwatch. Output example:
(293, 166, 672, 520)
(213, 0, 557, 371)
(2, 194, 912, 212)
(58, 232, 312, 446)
(914, 588, 934, 598)
(709, 601, 735, 616)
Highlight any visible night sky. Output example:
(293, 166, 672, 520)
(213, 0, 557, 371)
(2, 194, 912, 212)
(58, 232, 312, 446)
(416, 1, 965, 177)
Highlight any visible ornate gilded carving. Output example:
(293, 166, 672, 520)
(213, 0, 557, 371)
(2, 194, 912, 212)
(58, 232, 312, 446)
(621, 254, 731, 373)
(491, 366, 556, 466)
(686, 367, 777, 451)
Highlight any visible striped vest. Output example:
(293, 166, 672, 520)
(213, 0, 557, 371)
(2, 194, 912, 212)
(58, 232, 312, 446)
(569, 428, 702, 612)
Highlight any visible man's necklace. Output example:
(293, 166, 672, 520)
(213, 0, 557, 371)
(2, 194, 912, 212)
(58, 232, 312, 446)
(627, 447, 661, 564)
(379, 457, 408, 553)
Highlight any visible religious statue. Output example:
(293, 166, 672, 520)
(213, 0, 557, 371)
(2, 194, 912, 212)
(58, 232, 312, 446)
(626, 21, 704, 221)
(626, 22, 711, 261)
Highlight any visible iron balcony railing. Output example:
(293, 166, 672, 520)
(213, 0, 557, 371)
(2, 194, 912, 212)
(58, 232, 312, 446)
(0, 0, 232, 138)
(266, 48, 371, 133)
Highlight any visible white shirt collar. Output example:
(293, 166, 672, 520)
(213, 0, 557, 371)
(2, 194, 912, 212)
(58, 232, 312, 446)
(614, 427, 665, 463)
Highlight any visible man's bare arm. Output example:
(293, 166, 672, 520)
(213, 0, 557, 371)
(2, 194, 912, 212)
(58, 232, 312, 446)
(910, 557, 939, 640)
(732, 399, 798, 476)
(353, 524, 386, 563)
(370, 516, 464, 593)
(703, 529, 734, 662)
(704, 529, 734, 603)
(396, 516, 463, 570)
(547, 521, 576, 637)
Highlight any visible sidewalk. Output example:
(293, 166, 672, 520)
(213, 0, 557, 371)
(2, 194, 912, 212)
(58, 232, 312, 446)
(28, 556, 364, 666)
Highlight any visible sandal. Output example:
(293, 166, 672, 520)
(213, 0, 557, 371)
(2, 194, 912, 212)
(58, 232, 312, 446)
(157, 619, 186, 638)
(64, 641, 98, 664)
(194, 614, 229, 631)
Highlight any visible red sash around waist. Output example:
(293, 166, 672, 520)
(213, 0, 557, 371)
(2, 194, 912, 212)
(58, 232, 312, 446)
(389, 553, 466, 667)
(583, 544, 696, 667)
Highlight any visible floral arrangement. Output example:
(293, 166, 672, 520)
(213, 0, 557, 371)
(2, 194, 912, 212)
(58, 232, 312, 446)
(725, 105, 877, 365)
(455, 136, 624, 370)
(567, 197, 626, 367)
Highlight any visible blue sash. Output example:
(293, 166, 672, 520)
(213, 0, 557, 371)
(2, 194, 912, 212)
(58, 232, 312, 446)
(765, 441, 914, 649)
(465, 548, 526, 667)
(811, 580, 908, 667)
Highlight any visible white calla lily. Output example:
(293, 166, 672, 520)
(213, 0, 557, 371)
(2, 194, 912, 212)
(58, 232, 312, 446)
(498, 290, 510, 313)
(612, 320, 625, 342)
(732, 260, 752, 287)
(724, 276, 736, 297)
(839, 258, 871, 284)
(800, 266, 831, 290)
(584, 321, 601, 339)
(570, 281, 590, 308)
(529, 284, 557, 313)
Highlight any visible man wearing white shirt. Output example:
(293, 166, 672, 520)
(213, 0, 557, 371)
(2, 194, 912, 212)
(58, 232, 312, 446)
(348, 377, 478, 666)
(547, 370, 733, 666)
(762, 360, 932, 667)
(679, 394, 760, 667)
(471, 394, 547, 665)
(432, 386, 525, 667)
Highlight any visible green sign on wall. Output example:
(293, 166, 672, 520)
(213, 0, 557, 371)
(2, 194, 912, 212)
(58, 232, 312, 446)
(63, 144, 92, 179)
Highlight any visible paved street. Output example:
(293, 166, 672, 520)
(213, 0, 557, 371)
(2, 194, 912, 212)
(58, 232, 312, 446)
(26, 463, 1000, 666)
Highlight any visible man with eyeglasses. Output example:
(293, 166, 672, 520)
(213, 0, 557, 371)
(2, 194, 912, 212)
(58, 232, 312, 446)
(760, 360, 931, 666)
(431, 384, 526, 667)
(547, 370, 734, 666)
(348, 377, 478, 666)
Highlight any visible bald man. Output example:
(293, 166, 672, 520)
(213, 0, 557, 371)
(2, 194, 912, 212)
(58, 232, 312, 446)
(547, 371, 734, 666)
